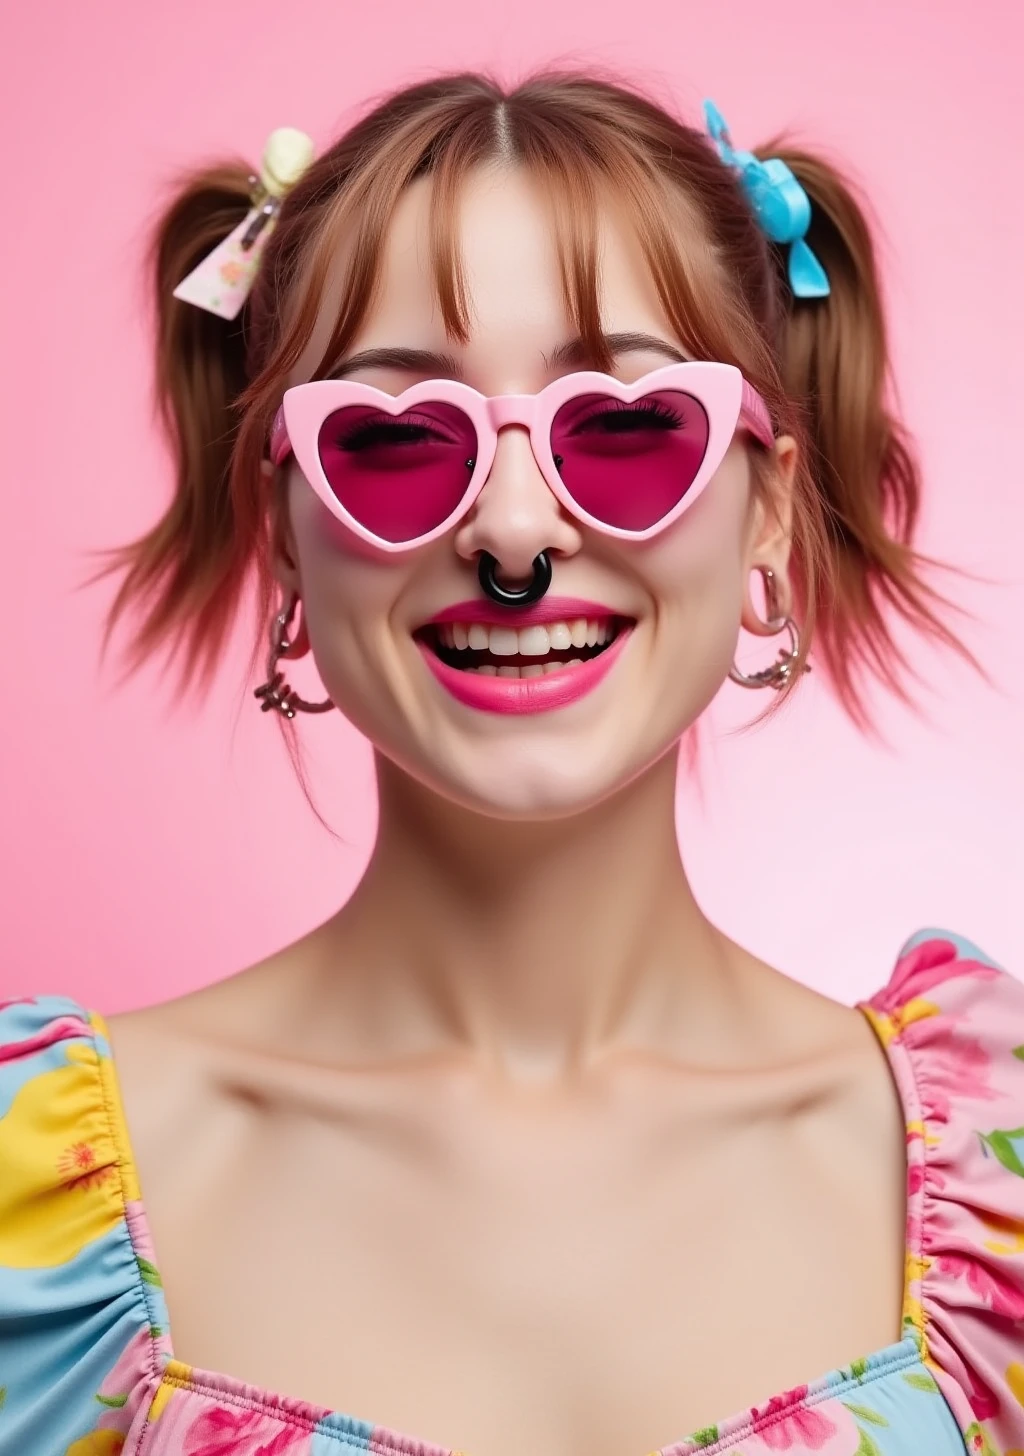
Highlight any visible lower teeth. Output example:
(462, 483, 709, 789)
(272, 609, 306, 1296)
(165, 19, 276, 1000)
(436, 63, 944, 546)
(466, 659, 586, 678)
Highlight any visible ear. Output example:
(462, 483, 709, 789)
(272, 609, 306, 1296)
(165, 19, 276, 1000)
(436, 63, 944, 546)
(264, 461, 310, 660)
(742, 434, 798, 635)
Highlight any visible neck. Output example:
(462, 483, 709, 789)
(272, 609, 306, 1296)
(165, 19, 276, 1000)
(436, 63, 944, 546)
(322, 747, 744, 1082)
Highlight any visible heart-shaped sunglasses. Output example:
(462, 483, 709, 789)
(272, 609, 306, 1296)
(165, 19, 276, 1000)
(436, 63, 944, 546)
(269, 362, 774, 552)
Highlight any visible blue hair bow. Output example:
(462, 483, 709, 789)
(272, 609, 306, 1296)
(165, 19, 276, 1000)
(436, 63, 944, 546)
(703, 99, 830, 300)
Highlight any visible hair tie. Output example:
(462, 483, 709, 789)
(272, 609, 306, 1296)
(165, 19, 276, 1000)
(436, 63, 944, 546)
(173, 126, 315, 320)
(703, 100, 830, 300)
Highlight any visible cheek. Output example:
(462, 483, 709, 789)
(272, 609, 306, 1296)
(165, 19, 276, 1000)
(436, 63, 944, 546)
(288, 470, 395, 569)
(288, 526, 424, 751)
(287, 483, 405, 662)
(627, 453, 754, 722)
(289, 475, 402, 603)
(641, 448, 752, 615)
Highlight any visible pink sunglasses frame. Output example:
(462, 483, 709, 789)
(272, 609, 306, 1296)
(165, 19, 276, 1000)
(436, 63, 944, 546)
(269, 361, 775, 553)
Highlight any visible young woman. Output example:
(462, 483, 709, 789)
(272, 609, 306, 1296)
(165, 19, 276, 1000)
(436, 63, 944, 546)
(1, 70, 1021, 1456)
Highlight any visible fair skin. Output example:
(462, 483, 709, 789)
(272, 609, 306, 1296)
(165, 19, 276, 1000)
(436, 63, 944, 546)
(106, 165, 907, 1456)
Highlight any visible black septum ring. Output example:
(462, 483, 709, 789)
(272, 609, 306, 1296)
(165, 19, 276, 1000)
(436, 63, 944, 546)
(477, 550, 552, 607)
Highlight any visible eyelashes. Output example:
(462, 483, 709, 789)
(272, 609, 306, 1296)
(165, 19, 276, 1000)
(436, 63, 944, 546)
(332, 414, 461, 453)
(566, 396, 687, 435)
(324, 392, 698, 461)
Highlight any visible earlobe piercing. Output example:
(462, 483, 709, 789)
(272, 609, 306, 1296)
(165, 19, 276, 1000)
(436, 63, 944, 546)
(728, 567, 807, 691)
(254, 592, 336, 718)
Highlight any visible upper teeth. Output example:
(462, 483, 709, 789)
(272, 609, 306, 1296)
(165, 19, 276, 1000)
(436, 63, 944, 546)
(437, 618, 614, 656)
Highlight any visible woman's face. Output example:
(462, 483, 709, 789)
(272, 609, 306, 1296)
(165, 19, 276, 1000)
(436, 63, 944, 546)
(274, 165, 795, 819)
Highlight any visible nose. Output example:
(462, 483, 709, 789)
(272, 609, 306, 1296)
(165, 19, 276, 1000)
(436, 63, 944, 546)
(452, 425, 582, 588)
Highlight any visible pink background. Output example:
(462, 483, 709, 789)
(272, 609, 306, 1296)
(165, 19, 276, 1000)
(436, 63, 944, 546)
(2, 2, 1021, 1011)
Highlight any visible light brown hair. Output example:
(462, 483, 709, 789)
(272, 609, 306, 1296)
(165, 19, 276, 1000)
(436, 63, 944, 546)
(92, 68, 969, 728)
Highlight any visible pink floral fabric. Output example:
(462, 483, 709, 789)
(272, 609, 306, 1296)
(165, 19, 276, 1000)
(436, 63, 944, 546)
(858, 933, 1024, 1454)
(0, 930, 1022, 1456)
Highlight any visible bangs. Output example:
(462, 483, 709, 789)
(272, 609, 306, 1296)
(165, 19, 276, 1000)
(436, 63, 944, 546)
(263, 91, 765, 392)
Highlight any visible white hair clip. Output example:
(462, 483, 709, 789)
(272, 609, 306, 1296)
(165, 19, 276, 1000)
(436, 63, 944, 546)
(172, 126, 315, 320)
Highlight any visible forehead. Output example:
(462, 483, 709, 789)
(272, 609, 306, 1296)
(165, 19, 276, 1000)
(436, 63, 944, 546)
(293, 164, 686, 384)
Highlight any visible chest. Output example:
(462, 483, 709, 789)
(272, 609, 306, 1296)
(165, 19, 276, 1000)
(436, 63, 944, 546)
(131, 1070, 908, 1456)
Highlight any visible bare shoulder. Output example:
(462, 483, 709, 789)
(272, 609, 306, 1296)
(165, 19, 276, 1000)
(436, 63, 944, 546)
(103, 990, 227, 1170)
(727, 940, 907, 1188)
(105, 924, 329, 1057)
(102, 930, 326, 1171)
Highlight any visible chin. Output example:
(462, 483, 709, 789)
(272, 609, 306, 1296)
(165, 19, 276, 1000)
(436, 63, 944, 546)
(400, 735, 667, 822)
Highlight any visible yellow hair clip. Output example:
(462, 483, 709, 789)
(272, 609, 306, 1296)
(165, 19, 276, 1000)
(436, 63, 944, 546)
(173, 126, 315, 321)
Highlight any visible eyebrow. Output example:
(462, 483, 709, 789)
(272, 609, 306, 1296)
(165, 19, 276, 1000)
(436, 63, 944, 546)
(323, 331, 689, 381)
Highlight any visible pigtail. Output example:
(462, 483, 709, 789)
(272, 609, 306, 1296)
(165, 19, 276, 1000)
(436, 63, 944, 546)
(90, 164, 257, 688)
(762, 142, 975, 717)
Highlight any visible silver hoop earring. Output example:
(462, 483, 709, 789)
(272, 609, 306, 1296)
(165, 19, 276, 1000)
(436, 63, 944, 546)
(728, 568, 807, 692)
(253, 593, 335, 719)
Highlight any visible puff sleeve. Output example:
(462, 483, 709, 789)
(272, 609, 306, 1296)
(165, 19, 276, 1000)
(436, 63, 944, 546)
(862, 931, 1024, 1455)
(0, 996, 163, 1456)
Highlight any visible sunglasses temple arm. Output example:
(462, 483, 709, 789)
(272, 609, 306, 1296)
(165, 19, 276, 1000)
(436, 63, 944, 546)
(739, 381, 775, 450)
(269, 405, 292, 467)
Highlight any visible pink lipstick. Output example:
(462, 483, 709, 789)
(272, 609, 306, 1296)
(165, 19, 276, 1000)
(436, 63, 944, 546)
(414, 597, 635, 715)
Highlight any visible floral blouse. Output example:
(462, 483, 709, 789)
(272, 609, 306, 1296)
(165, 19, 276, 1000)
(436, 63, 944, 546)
(1, 929, 1023, 1456)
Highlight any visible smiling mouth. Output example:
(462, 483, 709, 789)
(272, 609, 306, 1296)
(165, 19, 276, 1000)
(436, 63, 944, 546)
(416, 615, 633, 678)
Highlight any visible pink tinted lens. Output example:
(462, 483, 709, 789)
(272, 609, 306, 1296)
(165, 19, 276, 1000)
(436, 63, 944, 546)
(317, 402, 478, 543)
(550, 389, 711, 531)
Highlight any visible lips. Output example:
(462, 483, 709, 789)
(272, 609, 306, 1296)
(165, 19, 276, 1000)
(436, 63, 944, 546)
(414, 596, 636, 715)
(416, 627, 632, 713)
